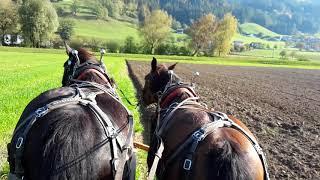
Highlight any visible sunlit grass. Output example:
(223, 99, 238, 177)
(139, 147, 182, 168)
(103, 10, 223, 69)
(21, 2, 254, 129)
(240, 23, 280, 37)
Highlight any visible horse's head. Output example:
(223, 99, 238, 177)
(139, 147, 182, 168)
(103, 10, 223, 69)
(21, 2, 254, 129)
(62, 42, 112, 86)
(142, 57, 177, 105)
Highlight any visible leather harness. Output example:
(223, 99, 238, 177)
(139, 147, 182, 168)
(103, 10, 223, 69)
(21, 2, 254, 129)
(7, 59, 134, 180)
(147, 73, 270, 180)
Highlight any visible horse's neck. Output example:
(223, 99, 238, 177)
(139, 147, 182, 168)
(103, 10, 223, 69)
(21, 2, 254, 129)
(160, 88, 194, 109)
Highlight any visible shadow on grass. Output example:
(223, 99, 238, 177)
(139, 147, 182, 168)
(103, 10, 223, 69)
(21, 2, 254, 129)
(126, 60, 155, 145)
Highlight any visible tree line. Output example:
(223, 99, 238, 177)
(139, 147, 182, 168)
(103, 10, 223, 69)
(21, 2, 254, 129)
(139, 10, 237, 56)
(0, 0, 237, 57)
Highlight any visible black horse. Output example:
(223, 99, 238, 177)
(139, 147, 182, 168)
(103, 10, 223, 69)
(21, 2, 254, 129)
(7, 44, 135, 180)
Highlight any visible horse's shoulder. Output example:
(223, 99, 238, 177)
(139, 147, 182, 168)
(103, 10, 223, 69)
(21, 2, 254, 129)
(19, 87, 75, 121)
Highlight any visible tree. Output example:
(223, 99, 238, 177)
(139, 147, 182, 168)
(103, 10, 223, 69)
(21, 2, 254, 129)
(57, 19, 75, 40)
(137, 3, 150, 23)
(0, 0, 19, 42)
(139, 10, 172, 54)
(121, 36, 138, 54)
(186, 13, 218, 56)
(280, 50, 287, 59)
(290, 51, 297, 60)
(19, 0, 59, 47)
(71, 0, 79, 15)
(95, 3, 108, 20)
(212, 13, 238, 56)
(172, 19, 182, 30)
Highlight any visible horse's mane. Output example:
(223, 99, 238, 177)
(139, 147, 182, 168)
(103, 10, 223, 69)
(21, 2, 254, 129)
(207, 139, 254, 180)
(76, 48, 108, 84)
(77, 48, 98, 64)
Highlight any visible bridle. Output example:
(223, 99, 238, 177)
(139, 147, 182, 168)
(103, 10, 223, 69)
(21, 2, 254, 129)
(63, 49, 112, 87)
(147, 70, 270, 180)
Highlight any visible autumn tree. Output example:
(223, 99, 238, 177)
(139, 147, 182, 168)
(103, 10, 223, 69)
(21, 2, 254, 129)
(139, 10, 172, 54)
(213, 13, 238, 56)
(19, 0, 59, 47)
(0, 0, 19, 42)
(186, 13, 218, 56)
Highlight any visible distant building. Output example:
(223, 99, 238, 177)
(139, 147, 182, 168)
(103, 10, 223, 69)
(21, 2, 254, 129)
(176, 29, 184, 34)
(250, 42, 264, 49)
(233, 41, 244, 48)
(2, 34, 24, 46)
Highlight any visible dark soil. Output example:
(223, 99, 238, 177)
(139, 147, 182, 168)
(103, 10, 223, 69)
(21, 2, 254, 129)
(127, 60, 320, 180)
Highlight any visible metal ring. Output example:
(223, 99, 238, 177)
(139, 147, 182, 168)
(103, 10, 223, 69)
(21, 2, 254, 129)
(16, 137, 24, 149)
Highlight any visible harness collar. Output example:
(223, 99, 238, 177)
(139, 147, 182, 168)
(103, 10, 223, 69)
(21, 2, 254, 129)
(160, 87, 197, 108)
(76, 68, 111, 86)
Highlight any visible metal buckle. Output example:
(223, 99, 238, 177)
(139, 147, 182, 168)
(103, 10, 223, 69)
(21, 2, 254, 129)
(35, 106, 49, 118)
(192, 129, 205, 141)
(16, 137, 24, 149)
(107, 127, 116, 138)
(183, 159, 192, 171)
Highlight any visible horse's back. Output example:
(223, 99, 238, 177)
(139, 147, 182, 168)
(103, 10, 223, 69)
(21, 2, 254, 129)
(159, 109, 264, 180)
(9, 87, 114, 179)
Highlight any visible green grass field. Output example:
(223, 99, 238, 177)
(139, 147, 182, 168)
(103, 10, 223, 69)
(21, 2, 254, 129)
(240, 23, 280, 37)
(71, 18, 140, 43)
(233, 49, 320, 62)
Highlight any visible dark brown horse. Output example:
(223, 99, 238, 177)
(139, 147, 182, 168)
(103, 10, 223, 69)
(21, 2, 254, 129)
(7, 45, 135, 180)
(142, 57, 269, 180)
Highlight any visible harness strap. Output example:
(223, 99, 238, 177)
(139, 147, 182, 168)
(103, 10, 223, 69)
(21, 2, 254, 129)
(147, 137, 164, 180)
(114, 115, 134, 180)
(157, 97, 200, 135)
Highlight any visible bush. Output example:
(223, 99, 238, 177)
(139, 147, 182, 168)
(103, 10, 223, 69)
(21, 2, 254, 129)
(120, 36, 138, 54)
(179, 46, 192, 56)
(90, 38, 105, 52)
(105, 41, 120, 53)
(297, 56, 310, 61)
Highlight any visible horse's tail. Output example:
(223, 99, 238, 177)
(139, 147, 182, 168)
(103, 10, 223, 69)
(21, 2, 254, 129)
(206, 139, 254, 180)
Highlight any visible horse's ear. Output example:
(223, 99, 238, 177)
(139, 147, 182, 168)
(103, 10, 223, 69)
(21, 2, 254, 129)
(151, 57, 157, 71)
(168, 63, 178, 70)
(63, 41, 72, 55)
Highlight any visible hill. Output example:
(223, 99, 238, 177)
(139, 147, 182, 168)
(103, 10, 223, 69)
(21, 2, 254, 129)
(240, 23, 280, 37)
(69, 18, 139, 43)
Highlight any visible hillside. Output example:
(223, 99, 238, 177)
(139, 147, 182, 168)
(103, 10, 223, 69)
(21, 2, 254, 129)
(240, 23, 280, 37)
(52, 0, 285, 47)
(70, 18, 139, 43)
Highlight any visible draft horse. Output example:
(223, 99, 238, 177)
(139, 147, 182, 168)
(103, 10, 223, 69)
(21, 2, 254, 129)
(142, 58, 270, 180)
(7, 44, 135, 180)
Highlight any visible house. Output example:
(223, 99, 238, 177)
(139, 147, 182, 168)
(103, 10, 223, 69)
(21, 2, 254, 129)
(250, 42, 264, 49)
(2, 34, 24, 46)
(233, 41, 244, 48)
(176, 29, 184, 34)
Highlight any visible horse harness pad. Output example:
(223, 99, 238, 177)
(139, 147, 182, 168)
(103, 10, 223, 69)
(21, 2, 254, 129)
(8, 82, 134, 180)
(147, 84, 270, 180)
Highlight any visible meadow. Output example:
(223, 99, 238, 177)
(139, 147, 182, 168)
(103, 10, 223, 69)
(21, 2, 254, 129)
(239, 23, 280, 37)
(0, 46, 320, 178)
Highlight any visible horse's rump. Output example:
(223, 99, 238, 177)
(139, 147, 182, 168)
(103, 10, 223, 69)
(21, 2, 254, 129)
(8, 85, 133, 180)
